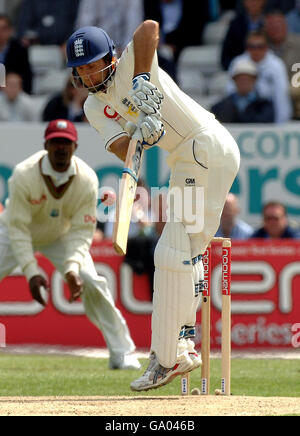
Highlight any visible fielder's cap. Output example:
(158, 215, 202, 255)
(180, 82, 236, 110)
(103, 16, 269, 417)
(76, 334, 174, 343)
(44, 119, 78, 142)
(231, 60, 258, 78)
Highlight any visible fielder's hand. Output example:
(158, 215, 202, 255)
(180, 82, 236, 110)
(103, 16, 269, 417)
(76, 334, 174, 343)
(65, 271, 83, 303)
(29, 275, 49, 307)
(129, 73, 164, 116)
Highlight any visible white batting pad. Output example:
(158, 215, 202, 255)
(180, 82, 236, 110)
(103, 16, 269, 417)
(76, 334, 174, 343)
(151, 222, 195, 368)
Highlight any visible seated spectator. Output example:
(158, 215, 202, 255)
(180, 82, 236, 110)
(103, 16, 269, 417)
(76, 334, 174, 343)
(215, 193, 254, 239)
(17, 0, 80, 47)
(221, 0, 267, 70)
(286, 0, 300, 34)
(42, 78, 88, 122)
(125, 190, 168, 300)
(264, 9, 300, 78)
(0, 72, 37, 121)
(0, 14, 32, 93)
(264, 9, 300, 120)
(227, 30, 292, 123)
(211, 59, 274, 123)
(251, 201, 300, 238)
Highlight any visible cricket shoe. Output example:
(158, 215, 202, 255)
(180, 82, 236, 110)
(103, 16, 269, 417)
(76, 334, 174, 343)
(186, 339, 202, 370)
(109, 353, 141, 370)
(130, 351, 194, 392)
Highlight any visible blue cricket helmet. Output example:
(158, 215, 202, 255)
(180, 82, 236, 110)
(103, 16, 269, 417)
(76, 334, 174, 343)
(66, 26, 115, 67)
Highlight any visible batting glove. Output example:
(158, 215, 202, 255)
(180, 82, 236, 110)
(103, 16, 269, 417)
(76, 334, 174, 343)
(124, 115, 165, 148)
(129, 73, 164, 116)
(140, 114, 165, 148)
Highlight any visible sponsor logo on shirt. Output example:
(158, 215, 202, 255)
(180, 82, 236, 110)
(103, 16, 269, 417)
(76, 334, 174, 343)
(84, 214, 96, 224)
(50, 209, 59, 217)
(122, 98, 138, 117)
(29, 194, 47, 205)
(104, 106, 120, 120)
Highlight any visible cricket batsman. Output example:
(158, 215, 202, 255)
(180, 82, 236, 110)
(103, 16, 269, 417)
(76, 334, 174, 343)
(66, 20, 240, 391)
(0, 119, 140, 371)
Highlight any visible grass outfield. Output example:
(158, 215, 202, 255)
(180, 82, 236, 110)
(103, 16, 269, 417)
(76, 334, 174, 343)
(0, 354, 300, 397)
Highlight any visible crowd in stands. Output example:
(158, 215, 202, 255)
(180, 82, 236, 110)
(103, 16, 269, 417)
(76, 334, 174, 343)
(0, 0, 300, 123)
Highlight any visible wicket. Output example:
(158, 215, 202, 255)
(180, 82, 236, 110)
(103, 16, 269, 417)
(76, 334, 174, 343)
(181, 237, 232, 396)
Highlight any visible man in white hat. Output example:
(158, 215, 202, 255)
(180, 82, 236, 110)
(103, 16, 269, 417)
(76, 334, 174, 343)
(212, 58, 275, 123)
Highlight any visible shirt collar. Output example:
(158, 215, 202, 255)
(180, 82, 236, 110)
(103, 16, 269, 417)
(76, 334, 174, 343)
(41, 154, 76, 187)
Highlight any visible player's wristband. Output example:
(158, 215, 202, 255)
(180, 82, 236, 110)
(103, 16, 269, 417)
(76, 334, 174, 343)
(133, 72, 151, 81)
(132, 73, 151, 90)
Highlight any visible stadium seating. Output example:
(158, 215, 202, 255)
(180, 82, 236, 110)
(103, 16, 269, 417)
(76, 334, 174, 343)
(177, 45, 221, 78)
(33, 69, 70, 95)
(28, 45, 64, 75)
(202, 21, 228, 46)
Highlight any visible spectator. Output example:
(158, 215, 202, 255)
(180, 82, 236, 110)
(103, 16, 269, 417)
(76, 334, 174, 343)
(264, 9, 300, 79)
(251, 201, 300, 238)
(286, 0, 300, 34)
(0, 202, 3, 213)
(42, 78, 88, 122)
(0, 72, 37, 121)
(0, 14, 32, 93)
(221, 0, 267, 70)
(17, 0, 80, 47)
(0, 0, 23, 25)
(264, 9, 300, 120)
(211, 59, 275, 123)
(125, 189, 168, 300)
(228, 30, 292, 123)
(215, 193, 254, 239)
(75, 0, 144, 55)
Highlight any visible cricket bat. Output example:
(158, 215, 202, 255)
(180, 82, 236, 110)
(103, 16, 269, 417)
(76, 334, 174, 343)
(112, 132, 144, 255)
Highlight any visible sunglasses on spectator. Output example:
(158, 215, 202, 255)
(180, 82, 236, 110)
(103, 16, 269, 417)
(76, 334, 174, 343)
(264, 215, 284, 221)
(247, 43, 267, 50)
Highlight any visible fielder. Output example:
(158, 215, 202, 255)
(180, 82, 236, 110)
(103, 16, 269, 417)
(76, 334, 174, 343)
(66, 20, 240, 391)
(0, 119, 140, 371)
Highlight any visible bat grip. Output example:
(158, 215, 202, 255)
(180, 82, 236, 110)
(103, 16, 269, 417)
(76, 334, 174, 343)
(122, 168, 138, 182)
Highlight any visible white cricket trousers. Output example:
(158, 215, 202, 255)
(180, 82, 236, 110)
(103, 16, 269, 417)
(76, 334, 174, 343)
(151, 120, 240, 368)
(167, 120, 241, 257)
(0, 223, 135, 358)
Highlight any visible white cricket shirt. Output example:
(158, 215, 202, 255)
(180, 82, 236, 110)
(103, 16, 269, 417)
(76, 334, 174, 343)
(0, 151, 98, 280)
(84, 42, 217, 153)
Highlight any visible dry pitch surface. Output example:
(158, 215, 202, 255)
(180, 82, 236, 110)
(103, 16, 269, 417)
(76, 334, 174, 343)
(1, 347, 300, 416)
(1, 395, 300, 416)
